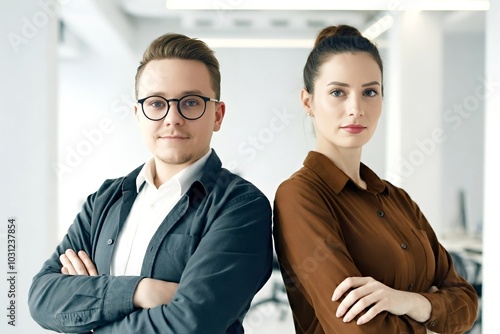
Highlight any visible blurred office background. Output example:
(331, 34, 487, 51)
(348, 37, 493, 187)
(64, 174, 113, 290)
(1, 0, 499, 333)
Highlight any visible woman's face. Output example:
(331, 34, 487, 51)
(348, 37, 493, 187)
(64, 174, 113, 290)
(302, 52, 383, 153)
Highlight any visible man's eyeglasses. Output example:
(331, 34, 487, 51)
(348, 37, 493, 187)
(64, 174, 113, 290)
(137, 94, 219, 121)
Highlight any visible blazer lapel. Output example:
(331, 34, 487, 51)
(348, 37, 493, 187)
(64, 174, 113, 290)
(94, 166, 142, 275)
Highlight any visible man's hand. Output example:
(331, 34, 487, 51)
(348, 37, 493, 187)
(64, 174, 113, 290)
(60, 249, 179, 309)
(133, 278, 179, 309)
(332, 277, 432, 325)
(60, 249, 98, 276)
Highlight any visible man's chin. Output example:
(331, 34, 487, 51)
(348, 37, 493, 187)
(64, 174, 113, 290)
(156, 154, 193, 166)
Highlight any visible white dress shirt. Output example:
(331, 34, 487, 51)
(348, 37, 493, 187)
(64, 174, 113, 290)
(110, 150, 211, 276)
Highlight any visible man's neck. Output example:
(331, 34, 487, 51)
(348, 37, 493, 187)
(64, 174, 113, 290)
(152, 160, 188, 188)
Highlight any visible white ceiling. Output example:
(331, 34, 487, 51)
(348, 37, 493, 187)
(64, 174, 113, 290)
(58, 0, 485, 60)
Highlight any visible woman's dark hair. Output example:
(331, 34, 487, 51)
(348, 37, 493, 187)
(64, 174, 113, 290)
(303, 24, 383, 94)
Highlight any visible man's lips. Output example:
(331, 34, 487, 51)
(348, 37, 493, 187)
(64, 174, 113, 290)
(157, 134, 189, 140)
(341, 124, 366, 134)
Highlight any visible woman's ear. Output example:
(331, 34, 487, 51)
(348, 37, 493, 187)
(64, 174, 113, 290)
(301, 88, 313, 117)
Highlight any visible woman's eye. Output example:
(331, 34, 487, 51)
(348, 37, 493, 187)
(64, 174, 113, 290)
(330, 89, 345, 97)
(364, 89, 378, 97)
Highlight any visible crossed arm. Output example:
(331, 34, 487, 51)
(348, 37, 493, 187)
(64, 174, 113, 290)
(331, 276, 434, 325)
(331, 276, 439, 334)
(62, 250, 436, 332)
(29, 190, 273, 333)
(59, 249, 179, 309)
(273, 181, 477, 333)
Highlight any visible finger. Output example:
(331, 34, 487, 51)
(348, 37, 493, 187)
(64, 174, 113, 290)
(353, 289, 391, 325)
(339, 287, 376, 321)
(332, 277, 367, 301)
(357, 302, 383, 325)
(78, 251, 98, 276)
(61, 266, 69, 275)
(59, 253, 78, 275)
(334, 278, 373, 317)
(65, 249, 89, 275)
(428, 285, 439, 293)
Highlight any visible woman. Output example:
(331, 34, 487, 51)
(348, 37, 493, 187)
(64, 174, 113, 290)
(273, 24, 478, 334)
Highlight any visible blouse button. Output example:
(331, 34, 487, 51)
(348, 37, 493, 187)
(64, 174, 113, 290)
(377, 210, 385, 217)
(401, 242, 408, 250)
(107, 238, 113, 245)
(408, 282, 414, 291)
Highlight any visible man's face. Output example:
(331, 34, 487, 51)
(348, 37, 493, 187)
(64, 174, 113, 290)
(135, 58, 225, 170)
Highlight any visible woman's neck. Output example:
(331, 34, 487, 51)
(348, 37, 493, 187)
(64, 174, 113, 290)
(315, 145, 366, 189)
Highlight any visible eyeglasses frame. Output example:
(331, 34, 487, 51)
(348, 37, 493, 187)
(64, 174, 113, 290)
(137, 94, 219, 121)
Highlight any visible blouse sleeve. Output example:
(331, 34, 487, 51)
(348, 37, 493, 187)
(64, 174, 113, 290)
(399, 188, 479, 333)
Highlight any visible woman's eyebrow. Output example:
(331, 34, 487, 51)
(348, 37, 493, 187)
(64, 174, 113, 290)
(327, 81, 381, 87)
(362, 81, 381, 87)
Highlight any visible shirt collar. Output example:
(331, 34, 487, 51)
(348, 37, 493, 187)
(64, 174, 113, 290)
(303, 151, 388, 195)
(135, 149, 212, 194)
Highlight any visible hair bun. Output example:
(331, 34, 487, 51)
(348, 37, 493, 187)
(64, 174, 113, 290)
(314, 25, 363, 48)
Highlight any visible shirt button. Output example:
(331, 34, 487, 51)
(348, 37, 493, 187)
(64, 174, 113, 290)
(401, 242, 408, 250)
(377, 210, 385, 217)
(408, 282, 414, 291)
(107, 239, 113, 245)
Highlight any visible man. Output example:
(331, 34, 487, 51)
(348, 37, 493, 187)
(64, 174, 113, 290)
(28, 33, 273, 333)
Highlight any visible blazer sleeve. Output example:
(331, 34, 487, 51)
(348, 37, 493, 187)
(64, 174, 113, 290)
(273, 179, 436, 334)
(28, 187, 144, 333)
(94, 193, 273, 334)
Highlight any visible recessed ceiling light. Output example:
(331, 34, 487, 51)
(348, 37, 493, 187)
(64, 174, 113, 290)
(165, 0, 490, 11)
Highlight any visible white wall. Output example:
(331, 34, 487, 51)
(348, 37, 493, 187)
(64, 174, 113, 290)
(442, 33, 485, 235)
(57, 51, 143, 234)
(385, 12, 446, 234)
(482, 1, 500, 332)
(0, 1, 59, 333)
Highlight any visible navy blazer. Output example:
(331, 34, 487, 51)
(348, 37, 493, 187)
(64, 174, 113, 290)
(28, 151, 273, 333)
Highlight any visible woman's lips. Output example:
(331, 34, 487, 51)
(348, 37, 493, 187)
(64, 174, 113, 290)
(341, 125, 366, 134)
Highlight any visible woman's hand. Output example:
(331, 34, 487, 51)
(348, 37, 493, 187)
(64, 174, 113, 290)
(332, 277, 432, 325)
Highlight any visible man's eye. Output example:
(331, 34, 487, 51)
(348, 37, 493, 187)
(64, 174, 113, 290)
(150, 101, 165, 108)
(183, 99, 199, 107)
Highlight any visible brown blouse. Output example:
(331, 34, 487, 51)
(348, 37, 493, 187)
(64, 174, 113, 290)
(273, 151, 478, 334)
